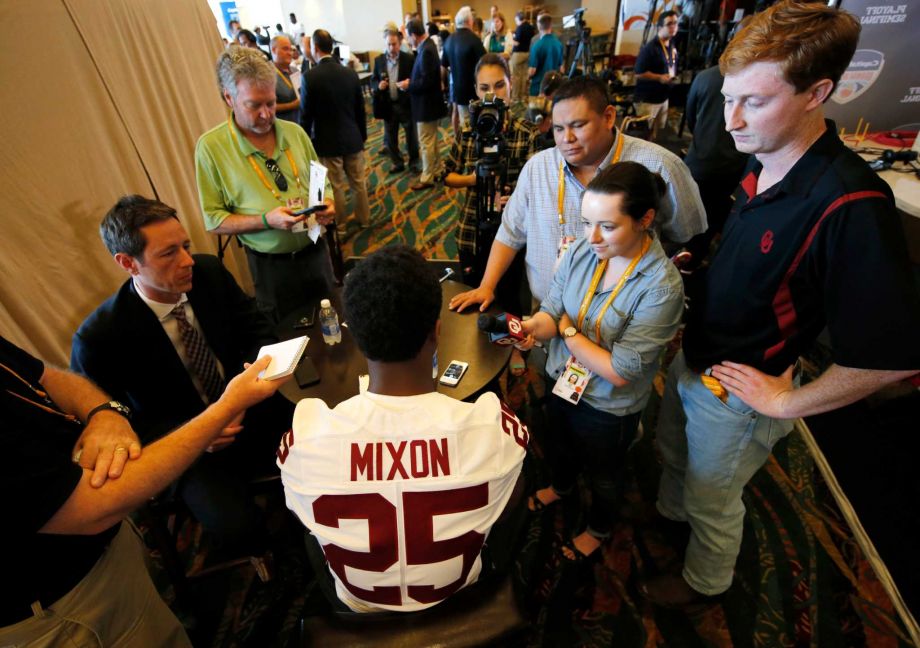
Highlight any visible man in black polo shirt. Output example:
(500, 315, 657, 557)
(634, 10, 679, 141)
(644, 1, 920, 608)
(0, 335, 283, 643)
(510, 12, 536, 105)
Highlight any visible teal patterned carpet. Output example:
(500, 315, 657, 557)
(340, 115, 460, 261)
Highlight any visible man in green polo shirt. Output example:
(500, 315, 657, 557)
(195, 46, 335, 322)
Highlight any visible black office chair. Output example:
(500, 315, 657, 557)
(136, 473, 280, 613)
(299, 574, 528, 647)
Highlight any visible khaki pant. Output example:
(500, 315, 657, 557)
(416, 120, 441, 184)
(636, 100, 669, 140)
(320, 152, 370, 227)
(510, 51, 530, 103)
(456, 103, 471, 129)
(0, 522, 192, 647)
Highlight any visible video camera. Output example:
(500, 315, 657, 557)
(468, 92, 507, 161)
(562, 7, 587, 30)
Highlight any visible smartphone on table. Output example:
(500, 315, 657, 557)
(439, 360, 469, 387)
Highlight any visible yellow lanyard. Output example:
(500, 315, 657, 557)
(275, 67, 294, 91)
(575, 235, 651, 343)
(659, 39, 674, 71)
(557, 133, 624, 225)
(226, 116, 303, 203)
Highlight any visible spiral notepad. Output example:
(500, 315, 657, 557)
(256, 336, 309, 380)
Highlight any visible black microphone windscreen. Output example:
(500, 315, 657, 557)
(477, 314, 502, 333)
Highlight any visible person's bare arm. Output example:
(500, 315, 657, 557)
(636, 71, 671, 83)
(555, 313, 628, 386)
(448, 240, 518, 312)
(208, 206, 305, 235)
(40, 357, 284, 535)
(41, 366, 141, 488)
(444, 172, 476, 188)
(276, 98, 301, 113)
(710, 362, 918, 419)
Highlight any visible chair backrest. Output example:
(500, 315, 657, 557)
(299, 575, 527, 647)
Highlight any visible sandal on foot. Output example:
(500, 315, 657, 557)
(559, 539, 599, 565)
(509, 359, 527, 377)
(527, 491, 559, 514)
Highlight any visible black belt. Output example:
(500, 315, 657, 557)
(246, 242, 319, 260)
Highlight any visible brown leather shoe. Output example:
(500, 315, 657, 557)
(409, 180, 434, 191)
(640, 573, 721, 609)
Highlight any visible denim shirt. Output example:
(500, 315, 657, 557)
(540, 235, 684, 415)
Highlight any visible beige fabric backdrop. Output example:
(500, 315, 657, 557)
(0, 0, 252, 364)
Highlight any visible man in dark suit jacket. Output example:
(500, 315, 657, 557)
(372, 30, 419, 174)
(300, 29, 370, 235)
(71, 195, 294, 562)
(402, 18, 447, 190)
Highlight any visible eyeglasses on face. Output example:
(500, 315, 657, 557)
(264, 158, 288, 192)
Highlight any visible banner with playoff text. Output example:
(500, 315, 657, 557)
(826, 1, 918, 133)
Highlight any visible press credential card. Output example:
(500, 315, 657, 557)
(292, 161, 328, 235)
(552, 355, 592, 404)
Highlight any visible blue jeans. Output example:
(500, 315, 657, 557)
(655, 350, 794, 595)
(545, 383, 640, 538)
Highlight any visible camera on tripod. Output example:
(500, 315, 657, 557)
(563, 7, 587, 31)
(468, 92, 507, 161)
(562, 8, 594, 77)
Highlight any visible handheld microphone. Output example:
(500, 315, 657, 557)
(869, 149, 918, 171)
(882, 149, 918, 163)
(477, 313, 525, 346)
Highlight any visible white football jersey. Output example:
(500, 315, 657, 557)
(278, 391, 528, 612)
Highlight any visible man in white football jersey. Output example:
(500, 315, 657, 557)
(278, 245, 528, 613)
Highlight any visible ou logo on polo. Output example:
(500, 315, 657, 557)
(760, 230, 774, 254)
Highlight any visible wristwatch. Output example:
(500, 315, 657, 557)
(563, 326, 577, 339)
(86, 400, 132, 422)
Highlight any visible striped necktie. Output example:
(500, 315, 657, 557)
(171, 303, 224, 404)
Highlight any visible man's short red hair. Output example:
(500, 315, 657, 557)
(720, 1, 860, 95)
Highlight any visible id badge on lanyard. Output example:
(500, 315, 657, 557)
(554, 161, 577, 272)
(555, 234, 576, 272)
(552, 355, 592, 404)
(553, 136, 624, 273)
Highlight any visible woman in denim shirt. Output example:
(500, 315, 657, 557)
(519, 162, 685, 562)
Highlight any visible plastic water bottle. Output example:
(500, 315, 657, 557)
(319, 299, 341, 345)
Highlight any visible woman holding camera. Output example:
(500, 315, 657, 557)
(443, 53, 537, 375)
(518, 162, 684, 561)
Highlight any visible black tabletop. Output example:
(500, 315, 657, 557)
(276, 280, 511, 405)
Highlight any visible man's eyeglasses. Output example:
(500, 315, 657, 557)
(264, 158, 288, 192)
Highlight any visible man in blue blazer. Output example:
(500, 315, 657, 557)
(401, 18, 446, 190)
(300, 29, 370, 233)
(71, 195, 294, 562)
(372, 29, 419, 174)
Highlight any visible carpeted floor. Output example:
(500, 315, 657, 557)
(135, 107, 914, 647)
(338, 115, 462, 260)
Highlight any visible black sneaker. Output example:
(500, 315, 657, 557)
(390, 163, 406, 174)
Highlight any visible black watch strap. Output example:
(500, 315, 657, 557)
(86, 400, 131, 422)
